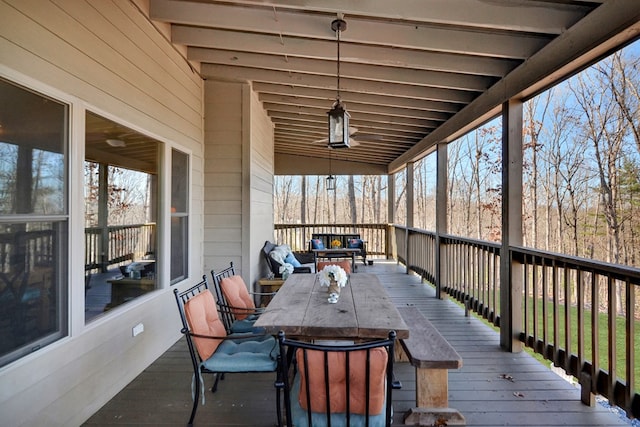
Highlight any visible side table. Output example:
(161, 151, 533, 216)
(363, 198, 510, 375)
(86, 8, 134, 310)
(256, 277, 285, 306)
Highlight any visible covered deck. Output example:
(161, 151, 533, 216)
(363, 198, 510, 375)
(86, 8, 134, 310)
(83, 260, 630, 427)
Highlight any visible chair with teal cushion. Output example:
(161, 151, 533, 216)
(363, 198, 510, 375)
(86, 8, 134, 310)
(211, 262, 271, 334)
(275, 331, 398, 427)
(173, 277, 280, 426)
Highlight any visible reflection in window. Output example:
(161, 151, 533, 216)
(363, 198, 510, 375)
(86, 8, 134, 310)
(84, 112, 158, 321)
(171, 149, 189, 284)
(0, 78, 68, 368)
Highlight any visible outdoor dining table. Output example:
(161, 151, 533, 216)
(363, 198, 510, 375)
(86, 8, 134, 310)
(253, 273, 409, 341)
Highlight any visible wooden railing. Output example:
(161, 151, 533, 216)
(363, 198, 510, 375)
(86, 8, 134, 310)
(84, 223, 155, 272)
(274, 223, 391, 256)
(515, 246, 639, 417)
(0, 228, 56, 272)
(393, 225, 639, 419)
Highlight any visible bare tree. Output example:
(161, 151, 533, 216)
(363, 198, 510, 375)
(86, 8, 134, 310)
(348, 176, 357, 223)
(523, 92, 550, 248)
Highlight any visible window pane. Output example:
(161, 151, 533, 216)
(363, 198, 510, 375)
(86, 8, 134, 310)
(0, 222, 68, 367)
(170, 216, 188, 282)
(84, 113, 159, 321)
(170, 150, 188, 284)
(0, 79, 66, 215)
(171, 150, 188, 213)
(0, 78, 68, 368)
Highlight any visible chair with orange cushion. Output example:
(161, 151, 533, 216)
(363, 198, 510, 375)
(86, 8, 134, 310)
(211, 262, 271, 334)
(275, 330, 398, 427)
(173, 276, 280, 426)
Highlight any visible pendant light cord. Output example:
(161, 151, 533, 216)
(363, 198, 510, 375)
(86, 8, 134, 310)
(336, 27, 341, 101)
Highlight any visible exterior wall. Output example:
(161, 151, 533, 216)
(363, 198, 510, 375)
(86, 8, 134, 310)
(0, 1, 204, 426)
(247, 88, 276, 284)
(203, 82, 275, 289)
(203, 81, 244, 275)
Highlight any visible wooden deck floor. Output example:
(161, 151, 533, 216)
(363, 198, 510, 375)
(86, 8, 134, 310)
(83, 260, 631, 427)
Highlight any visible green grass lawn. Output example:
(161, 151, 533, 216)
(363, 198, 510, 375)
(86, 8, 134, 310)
(523, 296, 640, 391)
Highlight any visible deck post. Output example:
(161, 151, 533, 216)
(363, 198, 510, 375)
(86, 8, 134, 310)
(405, 162, 414, 274)
(387, 174, 395, 259)
(500, 100, 523, 352)
(436, 142, 448, 299)
(99, 163, 109, 272)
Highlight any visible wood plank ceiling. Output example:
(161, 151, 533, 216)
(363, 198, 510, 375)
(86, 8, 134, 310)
(148, 0, 640, 175)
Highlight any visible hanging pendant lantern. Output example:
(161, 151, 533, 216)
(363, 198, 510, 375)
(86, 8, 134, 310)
(327, 18, 350, 149)
(328, 100, 350, 149)
(326, 174, 336, 191)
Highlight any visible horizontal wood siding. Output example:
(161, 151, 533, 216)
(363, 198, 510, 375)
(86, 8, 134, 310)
(203, 80, 244, 274)
(0, 1, 204, 426)
(249, 88, 275, 285)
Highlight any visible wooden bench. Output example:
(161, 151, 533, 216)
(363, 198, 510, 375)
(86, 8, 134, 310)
(395, 306, 466, 426)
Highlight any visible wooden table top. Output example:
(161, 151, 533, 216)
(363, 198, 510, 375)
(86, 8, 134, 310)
(253, 273, 409, 340)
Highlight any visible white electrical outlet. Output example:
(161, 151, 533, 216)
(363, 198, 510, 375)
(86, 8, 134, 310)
(132, 323, 144, 337)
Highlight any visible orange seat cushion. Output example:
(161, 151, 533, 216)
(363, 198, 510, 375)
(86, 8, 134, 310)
(220, 275, 255, 320)
(184, 290, 226, 360)
(296, 347, 388, 415)
(316, 260, 352, 274)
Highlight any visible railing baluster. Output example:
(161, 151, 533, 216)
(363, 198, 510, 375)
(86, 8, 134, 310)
(591, 272, 598, 400)
(626, 277, 635, 415)
(533, 256, 539, 352)
(577, 268, 585, 380)
(564, 267, 571, 374)
(552, 259, 559, 364)
(607, 276, 615, 407)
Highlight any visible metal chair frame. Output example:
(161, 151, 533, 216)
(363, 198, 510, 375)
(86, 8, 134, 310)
(210, 262, 272, 332)
(173, 276, 279, 426)
(275, 330, 398, 427)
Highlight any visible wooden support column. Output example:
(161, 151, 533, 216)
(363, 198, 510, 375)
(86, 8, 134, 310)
(435, 142, 448, 299)
(99, 163, 109, 272)
(500, 100, 523, 352)
(405, 162, 414, 274)
(387, 174, 395, 260)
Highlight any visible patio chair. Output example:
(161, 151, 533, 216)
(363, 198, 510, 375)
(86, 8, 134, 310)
(275, 330, 398, 427)
(211, 262, 272, 333)
(173, 278, 280, 426)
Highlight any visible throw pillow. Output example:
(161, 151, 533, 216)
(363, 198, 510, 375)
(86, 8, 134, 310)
(311, 239, 325, 250)
(269, 246, 288, 265)
(285, 252, 302, 268)
(347, 238, 362, 249)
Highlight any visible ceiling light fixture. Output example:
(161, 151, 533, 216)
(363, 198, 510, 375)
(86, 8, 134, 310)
(326, 151, 336, 191)
(327, 17, 350, 149)
(106, 138, 126, 147)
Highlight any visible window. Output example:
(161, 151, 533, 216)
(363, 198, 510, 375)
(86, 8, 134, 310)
(0, 78, 69, 367)
(170, 149, 189, 284)
(84, 112, 159, 320)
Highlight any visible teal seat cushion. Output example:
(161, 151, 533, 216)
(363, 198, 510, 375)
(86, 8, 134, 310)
(201, 335, 278, 372)
(229, 314, 263, 334)
(289, 372, 389, 427)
